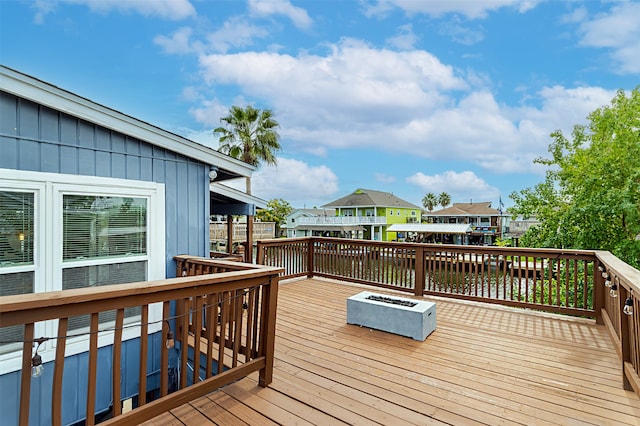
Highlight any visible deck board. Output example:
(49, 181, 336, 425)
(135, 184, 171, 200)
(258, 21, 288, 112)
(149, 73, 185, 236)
(147, 278, 640, 425)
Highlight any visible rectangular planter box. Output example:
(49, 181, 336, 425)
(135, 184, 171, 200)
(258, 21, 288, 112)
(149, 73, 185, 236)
(347, 291, 436, 341)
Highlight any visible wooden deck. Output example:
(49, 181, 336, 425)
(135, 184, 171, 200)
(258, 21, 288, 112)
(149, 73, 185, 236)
(144, 278, 640, 425)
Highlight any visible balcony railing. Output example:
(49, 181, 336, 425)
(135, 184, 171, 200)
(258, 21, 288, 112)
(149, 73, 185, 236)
(295, 216, 387, 226)
(0, 256, 282, 426)
(256, 237, 640, 397)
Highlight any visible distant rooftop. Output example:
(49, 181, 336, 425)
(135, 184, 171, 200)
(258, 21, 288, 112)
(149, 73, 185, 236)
(428, 202, 499, 216)
(323, 188, 421, 210)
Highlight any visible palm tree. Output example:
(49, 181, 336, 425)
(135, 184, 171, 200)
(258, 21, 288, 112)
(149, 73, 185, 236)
(438, 192, 451, 209)
(214, 106, 281, 194)
(422, 193, 437, 212)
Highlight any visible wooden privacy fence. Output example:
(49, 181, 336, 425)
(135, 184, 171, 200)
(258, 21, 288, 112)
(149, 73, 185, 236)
(256, 236, 640, 397)
(0, 256, 282, 426)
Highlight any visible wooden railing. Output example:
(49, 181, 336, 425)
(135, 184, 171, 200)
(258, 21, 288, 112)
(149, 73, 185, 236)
(257, 237, 640, 397)
(596, 251, 640, 395)
(0, 256, 282, 426)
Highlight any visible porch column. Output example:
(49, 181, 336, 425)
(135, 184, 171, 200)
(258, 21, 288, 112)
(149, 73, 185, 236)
(246, 215, 254, 263)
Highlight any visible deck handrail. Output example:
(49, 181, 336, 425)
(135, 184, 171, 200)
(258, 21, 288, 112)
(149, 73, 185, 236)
(256, 237, 640, 397)
(0, 256, 282, 426)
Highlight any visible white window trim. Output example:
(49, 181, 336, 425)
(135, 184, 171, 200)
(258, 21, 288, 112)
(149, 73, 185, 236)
(0, 169, 165, 374)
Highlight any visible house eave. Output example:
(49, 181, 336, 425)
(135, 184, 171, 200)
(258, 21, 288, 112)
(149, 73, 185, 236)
(0, 65, 254, 180)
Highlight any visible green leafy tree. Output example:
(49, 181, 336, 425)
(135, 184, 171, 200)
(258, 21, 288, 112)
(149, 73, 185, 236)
(256, 198, 293, 237)
(510, 87, 640, 268)
(422, 193, 437, 212)
(214, 106, 281, 194)
(438, 192, 451, 209)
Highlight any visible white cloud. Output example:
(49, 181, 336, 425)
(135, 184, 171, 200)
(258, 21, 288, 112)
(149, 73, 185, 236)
(33, 0, 196, 21)
(251, 158, 339, 206)
(154, 27, 204, 54)
(248, 0, 313, 30)
(575, 2, 640, 74)
(205, 16, 269, 53)
(191, 35, 620, 174)
(438, 18, 485, 45)
(407, 170, 499, 203)
(386, 24, 419, 50)
(363, 0, 541, 20)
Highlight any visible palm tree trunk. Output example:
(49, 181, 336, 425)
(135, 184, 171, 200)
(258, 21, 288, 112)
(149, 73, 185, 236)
(245, 176, 252, 195)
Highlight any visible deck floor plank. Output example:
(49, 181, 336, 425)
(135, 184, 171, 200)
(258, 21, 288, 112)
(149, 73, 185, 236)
(147, 278, 640, 425)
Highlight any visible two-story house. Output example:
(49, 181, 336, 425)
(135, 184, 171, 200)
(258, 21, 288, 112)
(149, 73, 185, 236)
(423, 202, 504, 245)
(294, 189, 422, 241)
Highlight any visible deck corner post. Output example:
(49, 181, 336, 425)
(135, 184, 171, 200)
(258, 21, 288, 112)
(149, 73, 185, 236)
(258, 274, 279, 387)
(414, 245, 425, 297)
(307, 237, 315, 278)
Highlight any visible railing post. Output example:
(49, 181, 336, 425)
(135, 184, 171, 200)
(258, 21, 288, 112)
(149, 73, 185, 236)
(259, 275, 279, 387)
(414, 245, 425, 296)
(594, 260, 605, 325)
(307, 238, 315, 278)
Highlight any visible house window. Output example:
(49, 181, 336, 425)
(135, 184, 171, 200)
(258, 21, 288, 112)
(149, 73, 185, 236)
(365, 209, 374, 217)
(343, 210, 353, 217)
(389, 210, 394, 216)
(411, 211, 416, 216)
(0, 169, 165, 373)
(0, 190, 36, 355)
(62, 195, 148, 332)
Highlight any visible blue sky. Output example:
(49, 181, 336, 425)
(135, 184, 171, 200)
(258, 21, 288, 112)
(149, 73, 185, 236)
(2, 1, 638, 209)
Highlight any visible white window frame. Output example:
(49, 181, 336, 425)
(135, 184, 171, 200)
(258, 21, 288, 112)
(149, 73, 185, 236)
(0, 169, 165, 374)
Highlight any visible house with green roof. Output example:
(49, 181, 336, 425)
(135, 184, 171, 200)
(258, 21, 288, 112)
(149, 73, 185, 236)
(292, 189, 422, 241)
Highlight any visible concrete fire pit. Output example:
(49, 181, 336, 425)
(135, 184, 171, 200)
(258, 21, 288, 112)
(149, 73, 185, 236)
(346, 291, 436, 341)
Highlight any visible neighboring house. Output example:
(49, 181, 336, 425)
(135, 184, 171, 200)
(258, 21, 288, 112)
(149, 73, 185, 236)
(0, 66, 265, 425)
(283, 208, 336, 238)
(302, 189, 422, 241)
(423, 202, 504, 245)
(508, 216, 540, 246)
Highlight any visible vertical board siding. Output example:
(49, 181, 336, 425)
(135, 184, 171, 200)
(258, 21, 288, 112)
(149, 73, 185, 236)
(0, 91, 210, 424)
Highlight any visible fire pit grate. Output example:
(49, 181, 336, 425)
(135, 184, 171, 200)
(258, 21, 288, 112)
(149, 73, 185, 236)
(365, 295, 417, 307)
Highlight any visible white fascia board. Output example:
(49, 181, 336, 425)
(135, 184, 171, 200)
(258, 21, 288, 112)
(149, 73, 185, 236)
(210, 182, 268, 209)
(0, 66, 254, 178)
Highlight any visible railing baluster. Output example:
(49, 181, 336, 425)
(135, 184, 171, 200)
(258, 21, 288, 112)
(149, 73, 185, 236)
(86, 312, 99, 426)
(19, 322, 34, 426)
(112, 309, 124, 416)
(160, 302, 169, 397)
(138, 305, 149, 406)
(52, 318, 68, 426)
(205, 294, 215, 378)
(192, 296, 203, 382)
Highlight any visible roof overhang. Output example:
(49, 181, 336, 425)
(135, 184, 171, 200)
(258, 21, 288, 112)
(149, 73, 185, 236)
(210, 182, 267, 216)
(0, 66, 253, 181)
(387, 224, 472, 234)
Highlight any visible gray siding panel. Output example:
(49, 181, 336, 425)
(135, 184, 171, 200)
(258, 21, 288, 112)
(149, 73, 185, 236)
(40, 142, 59, 172)
(0, 136, 18, 168)
(0, 92, 18, 135)
(18, 99, 38, 139)
(60, 145, 79, 174)
(19, 139, 40, 170)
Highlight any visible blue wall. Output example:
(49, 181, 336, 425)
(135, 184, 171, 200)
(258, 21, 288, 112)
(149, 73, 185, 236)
(0, 91, 210, 276)
(0, 91, 211, 424)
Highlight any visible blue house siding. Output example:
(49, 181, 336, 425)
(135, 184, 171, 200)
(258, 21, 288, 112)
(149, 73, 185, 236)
(0, 91, 210, 276)
(0, 91, 208, 424)
(0, 334, 164, 425)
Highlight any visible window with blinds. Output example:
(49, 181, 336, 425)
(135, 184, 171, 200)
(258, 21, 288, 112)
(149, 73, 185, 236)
(0, 191, 35, 354)
(62, 195, 148, 331)
(63, 195, 147, 261)
(0, 170, 165, 373)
